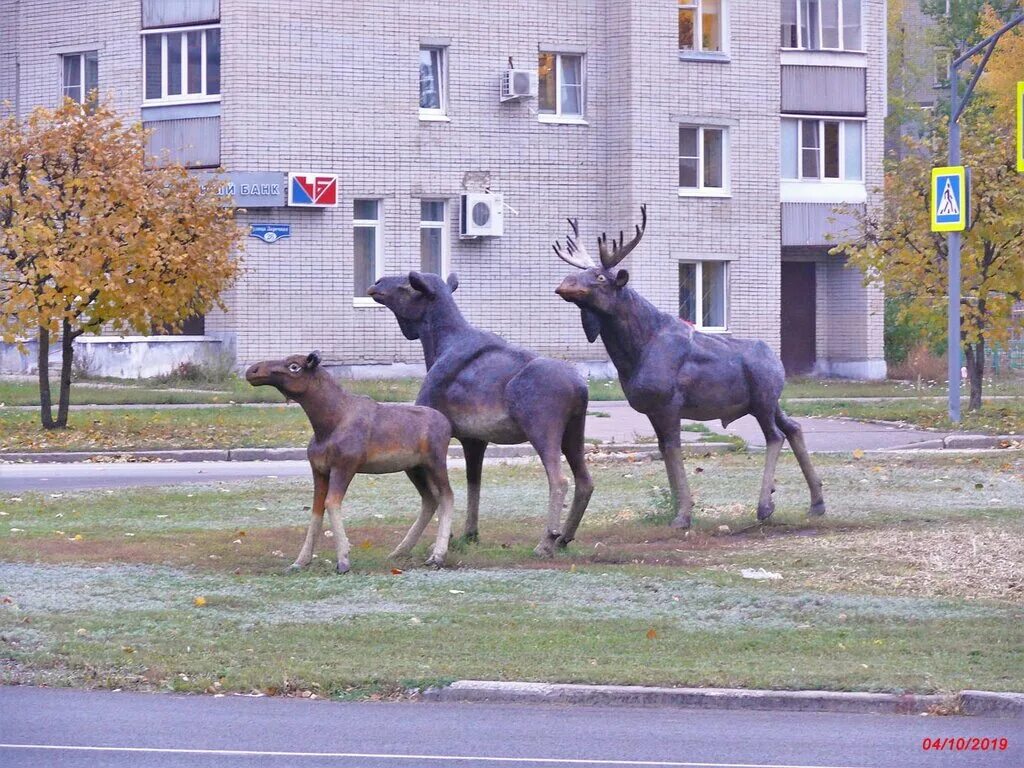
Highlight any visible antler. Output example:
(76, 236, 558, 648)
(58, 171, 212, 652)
(599, 204, 647, 269)
(552, 217, 596, 269)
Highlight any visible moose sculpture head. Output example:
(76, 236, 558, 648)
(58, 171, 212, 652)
(553, 205, 647, 341)
(245, 351, 324, 398)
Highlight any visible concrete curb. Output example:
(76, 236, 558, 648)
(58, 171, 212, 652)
(0, 442, 736, 465)
(423, 680, 953, 716)
(959, 690, 1024, 718)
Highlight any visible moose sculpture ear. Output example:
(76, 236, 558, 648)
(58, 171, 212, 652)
(408, 271, 435, 298)
(446, 272, 459, 293)
(305, 351, 322, 370)
(580, 308, 601, 343)
(614, 269, 630, 287)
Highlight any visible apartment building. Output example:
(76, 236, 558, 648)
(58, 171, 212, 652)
(1, 0, 886, 379)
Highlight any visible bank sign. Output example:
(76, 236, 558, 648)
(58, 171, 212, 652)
(288, 173, 338, 207)
(198, 172, 287, 208)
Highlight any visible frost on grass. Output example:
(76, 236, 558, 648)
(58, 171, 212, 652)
(1, 562, 1008, 633)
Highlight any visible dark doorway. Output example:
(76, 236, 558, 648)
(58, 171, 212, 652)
(781, 262, 816, 376)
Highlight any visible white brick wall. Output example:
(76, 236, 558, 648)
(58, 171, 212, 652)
(5, 0, 887, 375)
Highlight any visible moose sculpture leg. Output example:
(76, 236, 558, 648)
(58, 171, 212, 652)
(552, 205, 827, 527)
(557, 410, 594, 545)
(246, 352, 457, 571)
(460, 438, 488, 542)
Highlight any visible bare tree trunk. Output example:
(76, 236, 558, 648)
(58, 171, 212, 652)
(964, 340, 985, 413)
(37, 327, 56, 429)
(55, 319, 76, 428)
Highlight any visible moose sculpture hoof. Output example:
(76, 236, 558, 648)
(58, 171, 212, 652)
(286, 563, 305, 574)
(555, 535, 573, 550)
(461, 531, 480, 545)
(533, 532, 560, 558)
(424, 553, 446, 569)
(756, 502, 776, 522)
(669, 513, 692, 530)
(335, 561, 351, 575)
(809, 501, 827, 517)
(387, 547, 411, 561)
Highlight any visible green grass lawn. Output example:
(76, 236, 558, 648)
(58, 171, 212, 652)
(1, 454, 1021, 697)
(785, 398, 1024, 436)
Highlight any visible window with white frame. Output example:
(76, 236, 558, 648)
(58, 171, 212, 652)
(679, 261, 727, 330)
(420, 200, 449, 275)
(679, 125, 727, 194)
(62, 51, 98, 104)
(538, 52, 584, 119)
(679, 0, 724, 53)
(781, 118, 863, 181)
(419, 46, 447, 117)
(142, 25, 220, 104)
(353, 200, 383, 302)
(780, 0, 861, 51)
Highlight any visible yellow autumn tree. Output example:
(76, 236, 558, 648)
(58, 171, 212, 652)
(833, 93, 1024, 411)
(0, 99, 243, 428)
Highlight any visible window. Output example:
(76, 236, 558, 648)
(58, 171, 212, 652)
(538, 52, 584, 120)
(679, 125, 727, 194)
(62, 51, 98, 104)
(782, 118, 862, 181)
(679, 0, 724, 53)
(419, 46, 447, 118)
(142, 25, 220, 104)
(780, 0, 861, 51)
(353, 200, 382, 304)
(420, 200, 449, 275)
(679, 261, 727, 331)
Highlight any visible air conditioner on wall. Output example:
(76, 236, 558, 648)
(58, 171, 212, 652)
(460, 193, 505, 238)
(500, 69, 538, 102)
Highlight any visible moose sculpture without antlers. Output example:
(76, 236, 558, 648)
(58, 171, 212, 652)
(245, 352, 455, 572)
(552, 206, 825, 527)
(368, 271, 593, 556)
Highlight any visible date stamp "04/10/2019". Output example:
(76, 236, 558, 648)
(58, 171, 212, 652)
(922, 737, 1010, 752)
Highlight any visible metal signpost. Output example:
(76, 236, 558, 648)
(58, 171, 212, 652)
(943, 14, 1024, 422)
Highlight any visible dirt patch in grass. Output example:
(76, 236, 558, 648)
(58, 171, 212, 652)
(759, 524, 1024, 602)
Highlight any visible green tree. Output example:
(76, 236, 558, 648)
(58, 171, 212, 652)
(0, 99, 243, 428)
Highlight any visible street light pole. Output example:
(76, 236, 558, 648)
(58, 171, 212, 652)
(945, 13, 1024, 423)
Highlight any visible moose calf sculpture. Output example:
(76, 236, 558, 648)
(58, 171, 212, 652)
(553, 206, 825, 528)
(368, 272, 593, 556)
(245, 352, 455, 572)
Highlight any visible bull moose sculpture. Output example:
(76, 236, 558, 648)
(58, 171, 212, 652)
(367, 272, 593, 556)
(245, 352, 455, 572)
(552, 206, 825, 528)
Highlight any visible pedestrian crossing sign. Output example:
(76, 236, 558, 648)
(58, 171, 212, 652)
(930, 166, 967, 232)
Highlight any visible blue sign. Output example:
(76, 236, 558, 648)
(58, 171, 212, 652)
(930, 166, 967, 232)
(250, 224, 291, 244)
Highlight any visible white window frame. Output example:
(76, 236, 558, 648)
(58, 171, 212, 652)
(419, 46, 449, 122)
(419, 199, 450, 276)
(781, 116, 864, 183)
(61, 50, 98, 104)
(678, 125, 730, 198)
(538, 52, 587, 124)
(678, 0, 728, 56)
(679, 260, 729, 332)
(352, 200, 384, 308)
(141, 24, 221, 106)
(780, 0, 863, 52)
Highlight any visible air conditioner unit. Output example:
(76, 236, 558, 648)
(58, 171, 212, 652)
(500, 69, 538, 102)
(460, 193, 505, 238)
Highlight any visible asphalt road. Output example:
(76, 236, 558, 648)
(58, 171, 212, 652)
(0, 687, 1020, 768)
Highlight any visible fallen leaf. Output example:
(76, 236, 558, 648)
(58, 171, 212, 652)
(449, 589, 465, 594)
(646, 628, 657, 640)
(852, 449, 865, 459)
(390, 568, 403, 575)
(359, 540, 373, 550)
(122, 645, 135, 654)
(193, 596, 207, 607)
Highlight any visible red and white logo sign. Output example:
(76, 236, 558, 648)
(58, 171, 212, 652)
(288, 173, 338, 207)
